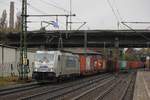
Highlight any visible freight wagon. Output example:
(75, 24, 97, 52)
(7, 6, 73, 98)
(75, 52, 105, 76)
(127, 61, 144, 69)
(118, 60, 144, 73)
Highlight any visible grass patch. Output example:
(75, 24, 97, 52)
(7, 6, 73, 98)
(0, 76, 32, 87)
(0, 77, 17, 87)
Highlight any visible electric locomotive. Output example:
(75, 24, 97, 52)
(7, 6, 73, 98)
(32, 50, 80, 80)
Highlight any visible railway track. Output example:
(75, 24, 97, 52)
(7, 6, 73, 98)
(69, 76, 118, 100)
(0, 73, 110, 100)
(0, 82, 47, 96)
(48, 72, 136, 100)
(0, 72, 136, 100)
(20, 73, 112, 100)
(95, 72, 136, 100)
(120, 71, 137, 100)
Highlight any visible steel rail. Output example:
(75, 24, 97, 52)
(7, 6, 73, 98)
(71, 77, 117, 100)
(20, 74, 111, 100)
(0, 82, 48, 96)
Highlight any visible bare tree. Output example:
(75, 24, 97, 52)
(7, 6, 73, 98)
(0, 10, 8, 43)
(0, 10, 8, 32)
(15, 12, 22, 32)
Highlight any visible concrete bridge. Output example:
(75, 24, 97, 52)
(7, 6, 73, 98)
(2, 30, 150, 48)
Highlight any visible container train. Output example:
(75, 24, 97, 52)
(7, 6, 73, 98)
(32, 50, 145, 80)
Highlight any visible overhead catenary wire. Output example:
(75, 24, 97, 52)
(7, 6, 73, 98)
(121, 22, 150, 24)
(121, 22, 150, 40)
(27, 3, 48, 15)
(16, 0, 89, 30)
(111, 0, 150, 30)
(122, 21, 150, 31)
(39, 0, 73, 30)
(18, 0, 68, 30)
(106, 0, 128, 29)
(27, 2, 48, 15)
(112, 0, 123, 21)
(106, 0, 120, 23)
(112, 0, 127, 29)
(39, 0, 70, 14)
(106, 0, 150, 40)
(17, 0, 48, 15)
(38, 0, 89, 30)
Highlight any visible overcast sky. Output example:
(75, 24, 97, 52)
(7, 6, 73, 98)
(0, 0, 150, 30)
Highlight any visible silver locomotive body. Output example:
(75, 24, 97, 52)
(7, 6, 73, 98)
(32, 51, 80, 80)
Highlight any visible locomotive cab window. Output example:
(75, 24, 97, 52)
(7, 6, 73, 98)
(35, 53, 54, 63)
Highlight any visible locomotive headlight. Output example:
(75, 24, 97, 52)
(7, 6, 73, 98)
(34, 61, 40, 68)
(49, 68, 54, 72)
(50, 68, 54, 72)
(34, 68, 38, 72)
(47, 63, 54, 72)
(34, 61, 41, 72)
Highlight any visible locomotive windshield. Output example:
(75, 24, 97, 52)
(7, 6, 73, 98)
(35, 53, 54, 63)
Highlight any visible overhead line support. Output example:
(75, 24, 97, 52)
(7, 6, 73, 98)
(26, 14, 76, 31)
(20, 0, 29, 80)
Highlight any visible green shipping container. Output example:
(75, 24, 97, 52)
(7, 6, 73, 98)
(119, 60, 127, 70)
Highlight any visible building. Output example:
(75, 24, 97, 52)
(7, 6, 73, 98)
(9, 1, 14, 30)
